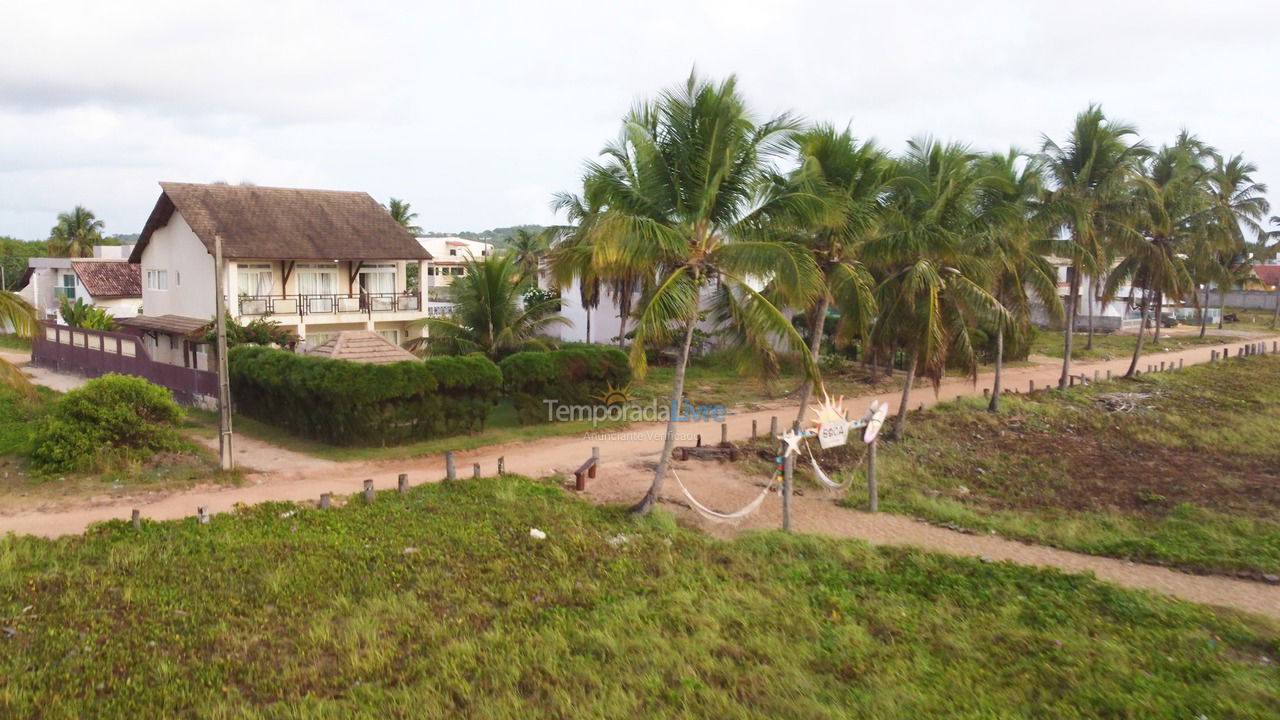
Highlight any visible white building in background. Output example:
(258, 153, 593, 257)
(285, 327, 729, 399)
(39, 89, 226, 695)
(17, 246, 143, 322)
(1033, 258, 1145, 331)
(416, 236, 494, 289)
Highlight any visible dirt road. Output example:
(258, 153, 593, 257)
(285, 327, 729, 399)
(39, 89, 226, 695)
(3, 336, 1279, 619)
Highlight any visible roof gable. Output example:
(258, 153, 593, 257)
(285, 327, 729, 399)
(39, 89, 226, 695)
(130, 183, 433, 263)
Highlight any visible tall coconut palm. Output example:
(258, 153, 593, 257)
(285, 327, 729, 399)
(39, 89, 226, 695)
(775, 125, 884, 424)
(47, 206, 104, 258)
(1040, 106, 1147, 389)
(1199, 154, 1271, 334)
(977, 150, 1063, 411)
(506, 228, 549, 286)
(1103, 139, 1202, 378)
(865, 138, 1006, 439)
(387, 198, 424, 235)
(559, 73, 824, 515)
(406, 252, 568, 359)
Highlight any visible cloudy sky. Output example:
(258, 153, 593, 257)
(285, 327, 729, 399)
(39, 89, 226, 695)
(2, 0, 1276, 239)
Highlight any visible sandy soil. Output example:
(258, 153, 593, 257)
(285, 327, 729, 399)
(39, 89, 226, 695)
(3, 336, 1279, 619)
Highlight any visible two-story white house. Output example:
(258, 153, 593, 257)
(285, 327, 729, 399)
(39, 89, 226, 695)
(416, 236, 494, 290)
(123, 182, 436, 361)
(17, 246, 142, 322)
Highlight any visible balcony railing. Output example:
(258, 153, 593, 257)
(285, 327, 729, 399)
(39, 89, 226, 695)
(236, 291, 423, 318)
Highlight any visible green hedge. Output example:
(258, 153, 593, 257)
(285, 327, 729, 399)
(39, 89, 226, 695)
(500, 346, 632, 424)
(228, 346, 502, 445)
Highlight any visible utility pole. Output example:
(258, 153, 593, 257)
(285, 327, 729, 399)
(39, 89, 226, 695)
(213, 235, 234, 471)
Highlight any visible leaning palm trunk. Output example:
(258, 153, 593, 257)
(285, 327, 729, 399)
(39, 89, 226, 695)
(989, 319, 1004, 412)
(890, 348, 919, 440)
(1271, 286, 1279, 331)
(1085, 288, 1095, 350)
(794, 293, 831, 424)
(1199, 285, 1210, 338)
(1125, 290, 1151, 378)
(1059, 266, 1080, 390)
(1153, 291, 1164, 345)
(1218, 292, 1226, 330)
(632, 320, 698, 516)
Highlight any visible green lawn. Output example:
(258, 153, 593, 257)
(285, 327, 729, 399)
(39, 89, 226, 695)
(0, 334, 31, 352)
(1030, 330, 1236, 362)
(830, 355, 1280, 575)
(1, 477, 1275, 717)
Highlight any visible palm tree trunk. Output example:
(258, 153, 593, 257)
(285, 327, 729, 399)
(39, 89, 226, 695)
(1218, 289, 1225, 330)
(1199, 285, 1210, 338)
(616, 291, 631, 349)
(1153, 291, 1164, 345)
(890, 348, 918, 441)
(1271, 286, 1279, 331)
(1125, 290, 1150, 378)
(795, 293, 831, 424)
(1085, 278, 1095, 350)
(631, 319, 698, 516)
(989, 320, 1004, 412)
(1059, 265, 1080, 390)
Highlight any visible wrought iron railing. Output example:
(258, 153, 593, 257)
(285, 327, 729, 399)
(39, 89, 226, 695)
(236, 291, 424, 317)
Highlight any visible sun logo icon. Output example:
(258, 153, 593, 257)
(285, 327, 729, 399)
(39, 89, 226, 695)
(592, 382, 633, 406)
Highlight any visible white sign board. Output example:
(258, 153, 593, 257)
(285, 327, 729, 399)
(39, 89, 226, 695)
(817, 419, 851, 448)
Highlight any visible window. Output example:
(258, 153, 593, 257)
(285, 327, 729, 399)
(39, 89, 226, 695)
(55, 273, 77, 301)
(358, 264, 396, 294)
(146, 269, 168, 291)
(297, 263, 338, 313)
(237, 263, 273, 296)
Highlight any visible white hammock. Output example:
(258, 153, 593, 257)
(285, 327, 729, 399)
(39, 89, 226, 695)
(670, 467, 774, 523)
(805, 441, 855, 490)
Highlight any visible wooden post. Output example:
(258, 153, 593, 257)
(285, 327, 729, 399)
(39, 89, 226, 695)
(696, 434, 701, 448)
(782, 421, 797, 532)
(398, 473, 409, 494)
(720, 423, 728, 448)
(198, 506, 210, 525)
(1094, 370, 1099, 382)
(1107, 369, 1112, 380)
(363, 479, 375, 502)
(497, 456, 505, 475)
(867, 438, 878, 513)
(590, 447, 599, 479)
(131, 509, 140, 530)
(1029, 380, 1035, 392)
(1160, 361, 1165, 372)
(213, 235, 234, 471)
(1179, 359, 1183, 370)
(319, 492, 331, 509)
(1069, 375, 1076, 387)
(983, 388, 990, 398)
(445, 451, 456, 481)
(1211, 350, 1217, 362)
(751, 419, 757, 438)
(770, 416, 778, 438)
(472, 463, 480, 478)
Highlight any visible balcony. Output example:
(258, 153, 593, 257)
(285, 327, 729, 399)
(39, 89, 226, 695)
(236, 291, 422, 318)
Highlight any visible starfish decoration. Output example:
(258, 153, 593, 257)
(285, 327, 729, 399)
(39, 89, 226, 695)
(778, 427, 804, 458)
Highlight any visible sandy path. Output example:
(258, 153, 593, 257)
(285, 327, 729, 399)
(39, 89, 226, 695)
(3, 336, 1279, 619)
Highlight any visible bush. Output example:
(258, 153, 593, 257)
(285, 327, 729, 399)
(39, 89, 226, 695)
(30, 374, 183, 473)
(500, 346, 632, 423)
(228, 347, 502, 445)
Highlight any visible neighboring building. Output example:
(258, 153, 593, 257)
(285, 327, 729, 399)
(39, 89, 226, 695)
(1033, 258, 1144, 331)
(127, 182, 439, 355)
(416, 236, 493, 289)
(16, 246, 142, 322)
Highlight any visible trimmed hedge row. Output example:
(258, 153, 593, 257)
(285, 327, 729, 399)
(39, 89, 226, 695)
(227, 346, 502, 445)
(500, 346, 632, 424)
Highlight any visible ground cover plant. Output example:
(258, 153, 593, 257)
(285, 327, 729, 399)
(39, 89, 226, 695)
(1029, 330, 1233, 362)
(0, 477, 1276, 718)
(834, 354, 1280, 575)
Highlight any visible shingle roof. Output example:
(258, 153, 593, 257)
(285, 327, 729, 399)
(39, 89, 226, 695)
(306, 331, 419, 364)
(130, 182, 433, 263)
(118, 314, 209, 336)
(71, 260, 141, 299)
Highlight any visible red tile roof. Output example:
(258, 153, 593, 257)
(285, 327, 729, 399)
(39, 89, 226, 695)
(1253, 265, 1280, 288)
(71, 261, 141, 299)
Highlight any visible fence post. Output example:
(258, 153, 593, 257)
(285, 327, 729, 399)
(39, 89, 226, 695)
(131, 509, 141, 530)
(1179, 358, 1184, 370)
(770, 415, 778, 438)
(1029, 380, 1035, 392)
(1094, 370, 1099, 382)
(398, 473, 409, 494)
(319, 492, 331, 509)
(497, 456, 505, 475)
(363, 479, 375, 503)
(1107, 369, 1112, 380)
(472, 463, 481, 478)
(198, 506, 210, 525)
(867, 437, 878, 513)
(752, 419, 757, 438)
(590, 446, 599, 479)
(983, 388, 990, 399)
(720, 423, 728, 447)
(445, 451, 456, 481)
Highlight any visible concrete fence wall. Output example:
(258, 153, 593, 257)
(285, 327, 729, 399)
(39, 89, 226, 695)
(1207, 290, 1280, 311)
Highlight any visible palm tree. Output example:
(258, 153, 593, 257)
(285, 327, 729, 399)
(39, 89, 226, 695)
(387, 198, 424, 235)
(1103, 138, 1202, 378)
(977, 151, 1063, 411)
(1198, 154, 1271, 334)
(865, 138, 1006, 439)
(47, 206, 104, 258)
(406, 252, 568, 358)
(558, 73, 823, 515)
(1040, 106, 1147, 389)
(0, 291, 38, 394)
(506, 228, 548, 286)
(776, 125, 884, 424)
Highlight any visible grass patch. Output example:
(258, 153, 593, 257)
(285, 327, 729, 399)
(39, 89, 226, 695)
(1031, 331, 1236, 362)
(831, 355, 1280, 575)
(0, 334, 31, 352)
(1, 477, 1276, 717)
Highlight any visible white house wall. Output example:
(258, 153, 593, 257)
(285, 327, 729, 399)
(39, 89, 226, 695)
(141, 211, 217, 319)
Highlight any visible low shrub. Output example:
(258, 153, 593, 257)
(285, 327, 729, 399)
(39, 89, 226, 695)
(30, 374, 184, 473)
(501, 346, 632, 423)
(228, 347, 502, 445)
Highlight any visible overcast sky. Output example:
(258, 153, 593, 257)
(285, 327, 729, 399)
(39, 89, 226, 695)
(2, 0, 1277, 239)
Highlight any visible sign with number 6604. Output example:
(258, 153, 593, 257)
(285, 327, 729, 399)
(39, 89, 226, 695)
(817, 419, 851, 448)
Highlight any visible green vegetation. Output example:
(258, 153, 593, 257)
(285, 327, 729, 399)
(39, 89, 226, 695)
(501, 345, 632, 423)
(1030, 331, 1233, 361)
(228, 346, 502, 445)
(1, 477, 1275, 717)
(196, 314, 298, 347)
(0, 334, 31, 352)
(838, 355, 1280, 575)
(46, 205, 105, 258)
(29, 374, 185, 474)
(57, 297, 115, 331)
